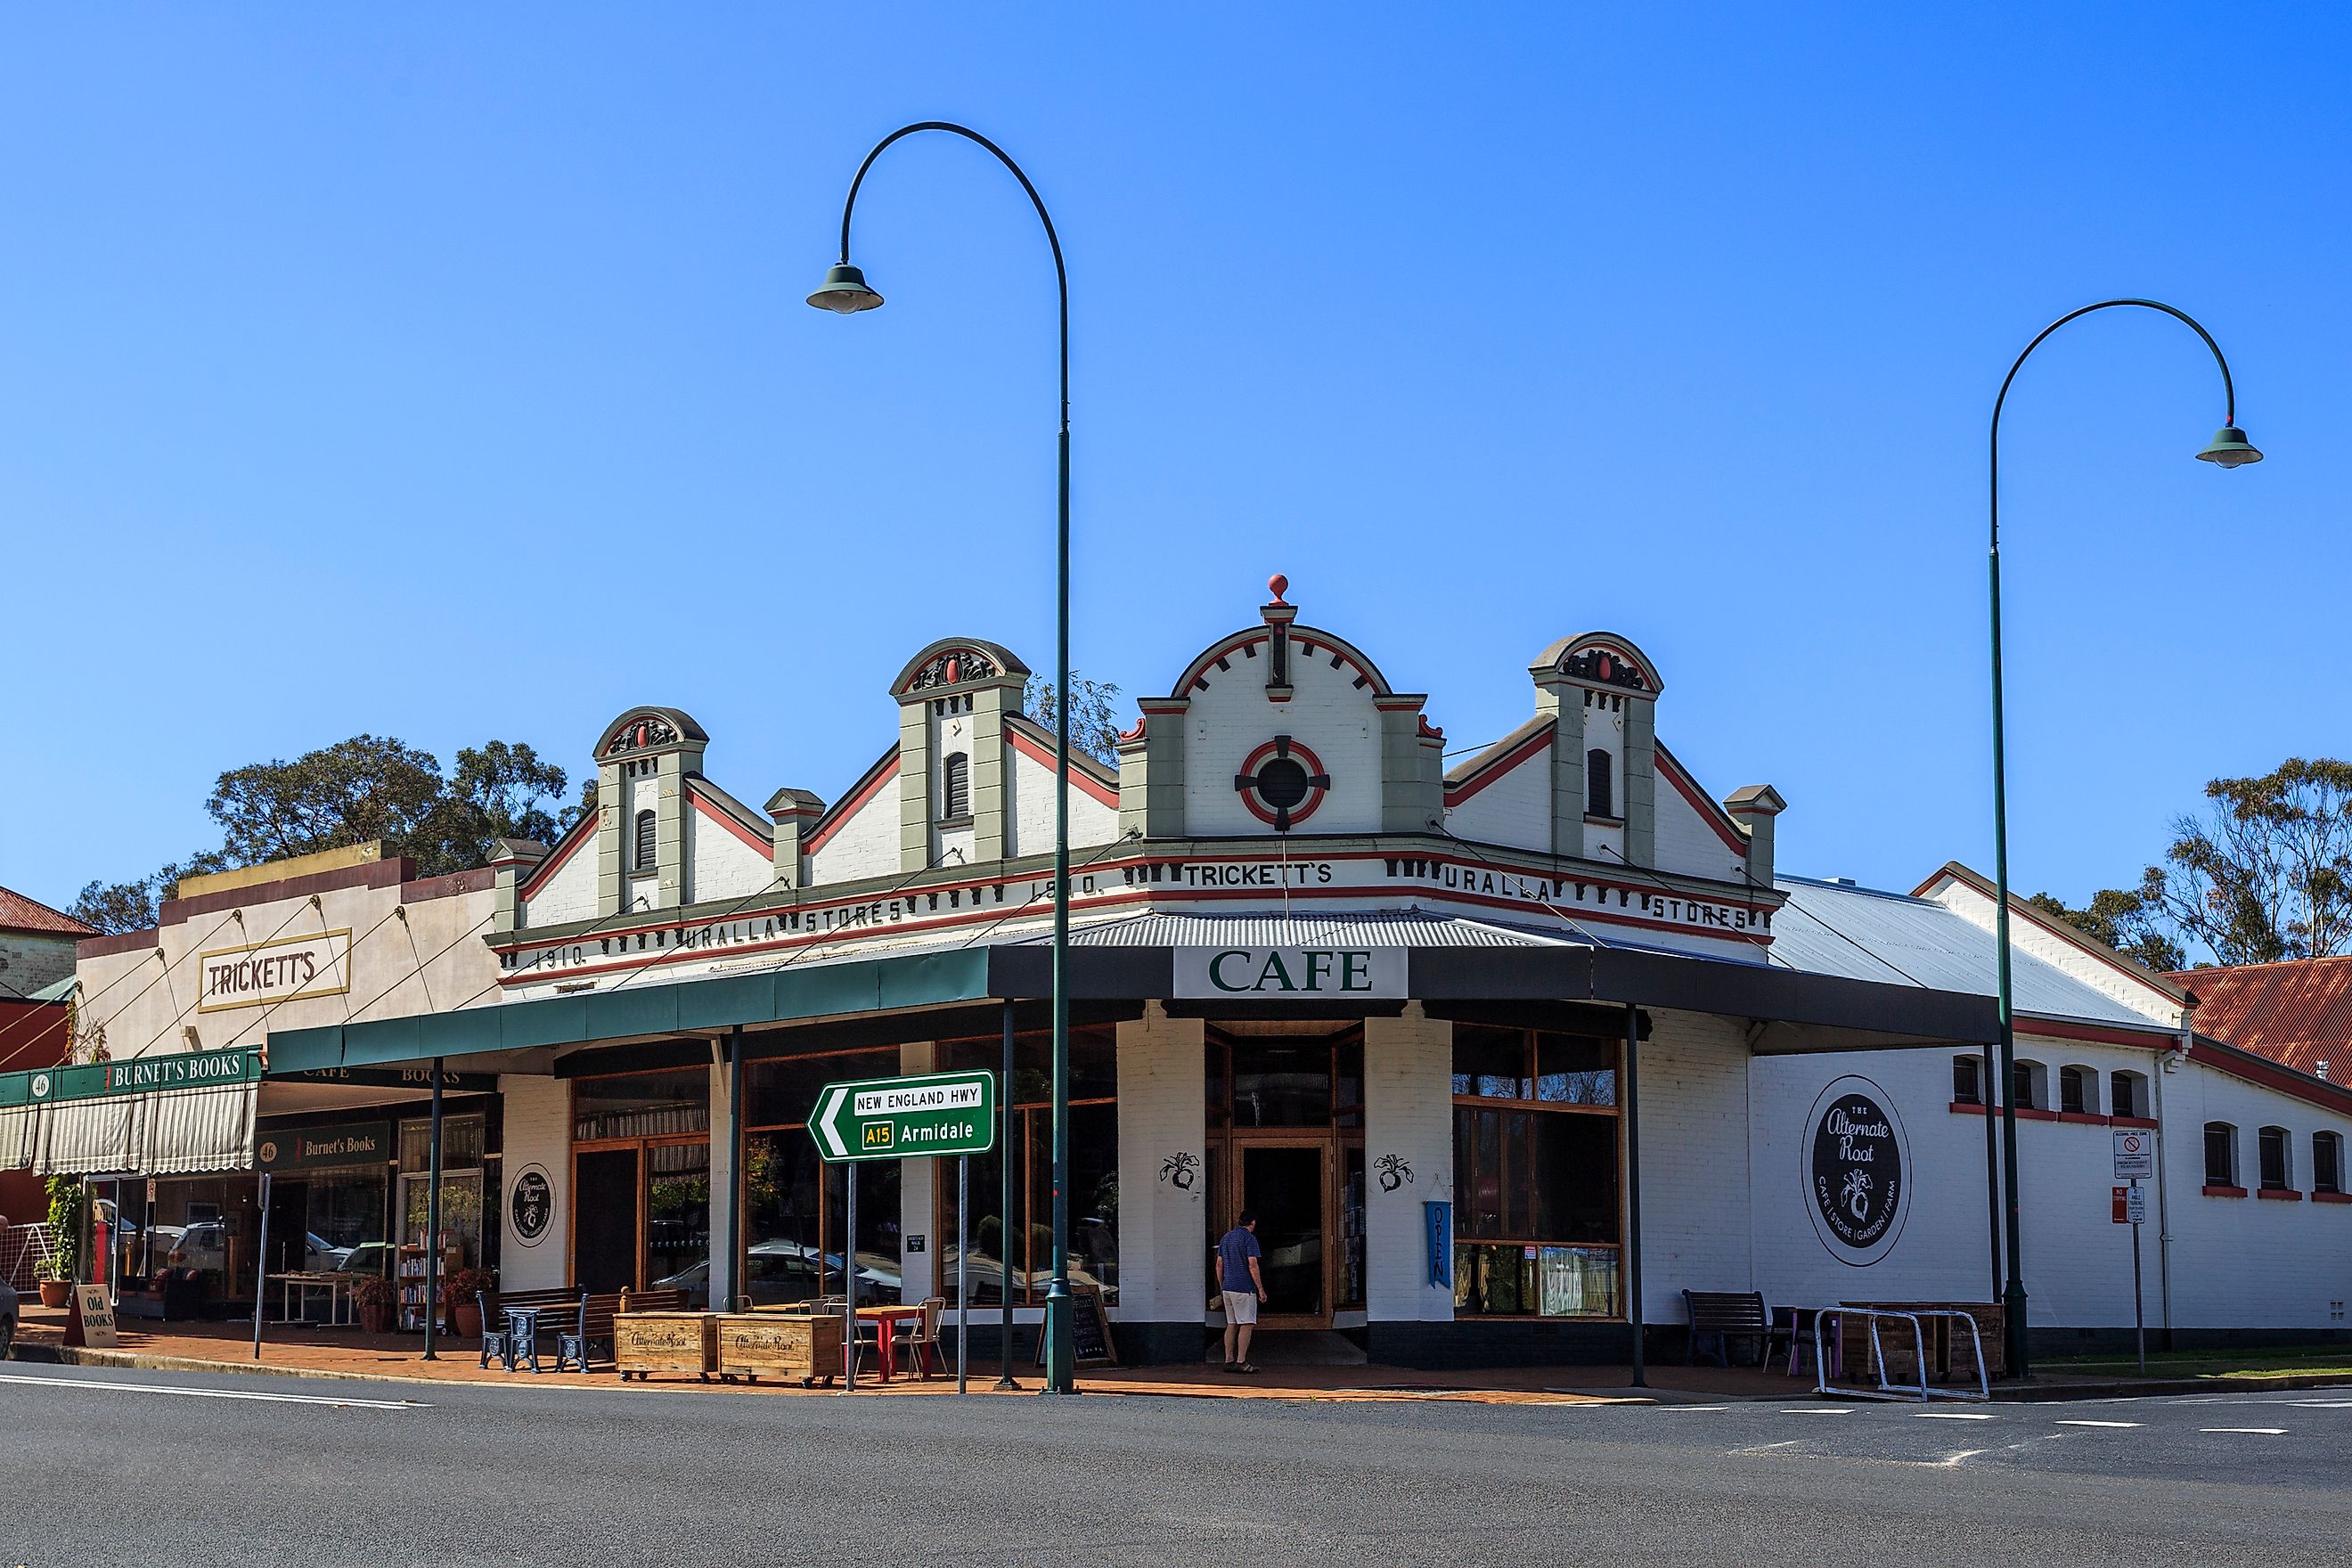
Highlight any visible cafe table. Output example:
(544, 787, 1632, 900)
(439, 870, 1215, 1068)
(270, 1271, 355, 1327)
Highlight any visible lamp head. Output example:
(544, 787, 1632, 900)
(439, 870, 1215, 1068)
(2194, 424, 2262, 468)
(806, 262, 884, 314)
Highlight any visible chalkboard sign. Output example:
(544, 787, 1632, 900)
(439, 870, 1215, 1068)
(1033, 1284, 1118, 1368)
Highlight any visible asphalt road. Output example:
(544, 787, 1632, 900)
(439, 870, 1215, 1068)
(3, 1363, 2345, 1565)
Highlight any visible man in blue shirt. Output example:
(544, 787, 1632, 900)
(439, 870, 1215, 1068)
(1213, 1210, 1266, 1373)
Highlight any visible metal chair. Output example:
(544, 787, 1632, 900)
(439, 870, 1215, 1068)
(893, 1296, 947, 1378)
(476, 1291, 512, 1371)
(553, 1288, 591, 1374)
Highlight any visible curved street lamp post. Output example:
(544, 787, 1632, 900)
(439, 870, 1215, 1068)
(1988, 299, 2259, 1379)
(810, 123, 1082, 1394)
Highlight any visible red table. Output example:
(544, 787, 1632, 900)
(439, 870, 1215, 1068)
(853, 1304, 931, 1382)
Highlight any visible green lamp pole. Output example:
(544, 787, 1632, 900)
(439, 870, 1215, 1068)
(1987, 299, 2260, 1380)
(809, 122, 1082, 1394)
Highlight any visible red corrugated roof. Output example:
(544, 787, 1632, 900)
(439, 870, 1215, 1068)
(2168, 956, 2352, 1082)
(0, 885, 94, 937)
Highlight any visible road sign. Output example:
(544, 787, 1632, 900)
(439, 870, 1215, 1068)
(2111, 1185, 2129, 1224)
(2112, 1127, 2155, 1180)
(2125, 1184, 2146, 1225)
(810, 1068, 996, 1164)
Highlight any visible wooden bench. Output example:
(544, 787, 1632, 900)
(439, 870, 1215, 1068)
(479, 1286, 693, 1372)
(1682, 1289, 1788, 1368)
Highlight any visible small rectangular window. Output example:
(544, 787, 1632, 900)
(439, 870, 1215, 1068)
(2204, 1123, 2235, 1188)
(2013, 1063, 2040, 1111)
(2109, 1072, 2140, 1120)
(2060, 1066, 2087, 1115)
(2315, 1134, 2343, 1196)
(1952, 1056, 1981, 1106)
(2258, 1127, 2291, 1190)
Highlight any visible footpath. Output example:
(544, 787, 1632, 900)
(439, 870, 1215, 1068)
(15, 1307, 2350, 1405)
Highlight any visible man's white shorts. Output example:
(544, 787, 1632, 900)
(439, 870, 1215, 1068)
(1221, 1289, 1259, 1326)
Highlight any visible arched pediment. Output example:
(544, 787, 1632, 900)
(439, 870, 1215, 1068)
(890, 638, 1031, 698)
(595, 706, 709, 759)
(1530, 632, 1664, 697)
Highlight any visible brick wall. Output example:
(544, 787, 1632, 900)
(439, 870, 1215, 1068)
(497, 1075, 571, 1291)
(0, 929, 79, 1000)
(1366, 1007, 1454, 1324)
(1115, 1008, 1207, 1326)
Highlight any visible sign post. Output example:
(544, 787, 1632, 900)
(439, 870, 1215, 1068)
(809, 1068, 998, 1392)
(2112, 1131, 2153, 1376)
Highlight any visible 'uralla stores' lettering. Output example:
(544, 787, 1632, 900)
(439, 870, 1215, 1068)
(1207, 948, 1374, 994)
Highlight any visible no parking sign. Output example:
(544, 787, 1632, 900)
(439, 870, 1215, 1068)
(2112, 1128, 2154, 1180)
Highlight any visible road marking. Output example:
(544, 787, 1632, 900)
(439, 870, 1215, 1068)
(1780, 1408, 1852, 1415)
(1728, 1440, 1803, 1455)
(2054, 1419, 2139, 1428)
(1655, 1404, 1734, 1411)
(0, 1373, 421, 1409)
(1915, 1410, 1998, 1420)
(2292, 1400, 2352, 1408)
(1932, 1449, 1987, 1466)
(2200, 1426, 2287, 1434)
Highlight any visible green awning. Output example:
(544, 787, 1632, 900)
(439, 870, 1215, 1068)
(265, 948, 997, 1074)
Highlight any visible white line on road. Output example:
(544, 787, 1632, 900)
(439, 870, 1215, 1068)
(2200, 1427, 2287, 1434)
(1654, 1404, 1734, 1411)
(1780, 1408, 1853, 1415)
(2293, 1400, 2352, 1408)
(2054, 1419, 2139, 1428)
(1915, 1411, 1999, 1420)
(0, 1373, 422, 1409)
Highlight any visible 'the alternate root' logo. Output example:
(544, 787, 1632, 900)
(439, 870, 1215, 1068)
(1803, 1075, 1909, 1266)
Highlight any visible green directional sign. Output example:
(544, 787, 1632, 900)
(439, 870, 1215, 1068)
(810, 1068, 996, 1164)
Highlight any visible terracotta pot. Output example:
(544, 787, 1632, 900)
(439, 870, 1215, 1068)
(359, 1301, 394, 1334)
(37, 1279, 72, 1309)
(453, 1302, 482, 1339)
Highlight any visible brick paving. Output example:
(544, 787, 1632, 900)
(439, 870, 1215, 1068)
(9, 1304, 1809, 1403)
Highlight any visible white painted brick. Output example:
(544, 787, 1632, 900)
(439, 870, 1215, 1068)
(1115, 1009, 1207, 1322)
(498, 1074, 571, 1291)
(1366, 1008, 1454, 1322)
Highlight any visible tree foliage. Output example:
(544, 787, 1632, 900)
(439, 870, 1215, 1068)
(1024, 674, 1127, 766)
(2040, 756, 2352, 971)
(70, 735, 576, 933)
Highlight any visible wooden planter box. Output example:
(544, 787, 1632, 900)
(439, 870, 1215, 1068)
(1841, 1302, 2005, 1384)
(714, 1311, 843, 1387)
(614, 1311, 715, 1382)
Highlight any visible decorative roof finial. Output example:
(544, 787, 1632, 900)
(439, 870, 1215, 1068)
(1267, 573, 1289, 606)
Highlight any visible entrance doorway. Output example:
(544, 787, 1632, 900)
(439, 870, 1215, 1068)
(1205, 1029, 1368, 1331)
(573, 1149, 639, 1294)
(1241, 1145, 1325, 1321)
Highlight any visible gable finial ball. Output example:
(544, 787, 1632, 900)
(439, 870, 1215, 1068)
(1267, 573, 1289, 605)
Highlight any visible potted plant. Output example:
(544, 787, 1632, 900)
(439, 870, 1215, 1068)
(38, 1176, 79, 1307)
(443, 1266, 495, 1338)
(353, 1274, 397, 1334)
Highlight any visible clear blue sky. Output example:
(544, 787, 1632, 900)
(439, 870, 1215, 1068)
(4, 4, 2345, 918)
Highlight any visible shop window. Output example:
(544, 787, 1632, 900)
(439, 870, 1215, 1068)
(2012, 1060, 2046, 1111)
(739, 1045, 910, 1308)
(2315, 1132, 2344, 1196)
(935, 1026, 1122, 1307)
(1952, 1055, 1982, 1107)
(940, 752, 970, 821)
(2204, 1123, 2239, 1188)
(633, 809, 657, 872)
(1452, 1025, 1621, 1319)
(2059, 1066, 2095, 1115)
(2258, 1126, 2292, 1191)
(2110, 1071, 2146, 1121)
(573, 1067, 710, 1142)
(1586, 748, 1614, 820)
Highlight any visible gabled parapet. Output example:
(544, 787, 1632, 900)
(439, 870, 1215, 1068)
(888, 638, 1031, 872)
(592, 706, 708, 916)
(1527, 633, 1663, 868)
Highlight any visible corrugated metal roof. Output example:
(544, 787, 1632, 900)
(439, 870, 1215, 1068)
(2165, 956, 2352, 1081)
(1014, 912, 1578, 949)
(1770, 875, 2167, 1031)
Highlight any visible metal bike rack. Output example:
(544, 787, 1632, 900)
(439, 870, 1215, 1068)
(1806, 1307, 1990, 1402)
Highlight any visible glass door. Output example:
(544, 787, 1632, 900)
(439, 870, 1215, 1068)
(1239, 1143, 1329, 1327)
(573, 1148, 641, 1294)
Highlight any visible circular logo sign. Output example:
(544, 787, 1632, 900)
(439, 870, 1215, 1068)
(29, 1072, 51, 1100)
(257, 1139, 280, 1166)
(1803, 1075, 1909, 1266)
(1233, 735, 1330, 831)
(510, 1165, 553, 1246)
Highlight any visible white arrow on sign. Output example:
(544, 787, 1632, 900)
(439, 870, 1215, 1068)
(814, 1084, 853, 1159)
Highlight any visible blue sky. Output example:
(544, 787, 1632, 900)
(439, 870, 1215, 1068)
(4, 4, 2345, 918)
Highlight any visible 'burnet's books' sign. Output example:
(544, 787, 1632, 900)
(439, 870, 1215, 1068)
(8, 1044, 264, 1107)
(197, 928, 353, 1013)
(1173, 946, 1407, 1000)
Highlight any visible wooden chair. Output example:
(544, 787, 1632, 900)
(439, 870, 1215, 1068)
(1681, 1289, 1788, 1368)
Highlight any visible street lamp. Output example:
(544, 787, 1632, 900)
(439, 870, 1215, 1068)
(1987, 298, 2259, 1380)
(809, 122, 1082, 1394)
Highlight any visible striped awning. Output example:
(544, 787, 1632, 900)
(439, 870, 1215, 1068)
(11, 1082, 257, 1177)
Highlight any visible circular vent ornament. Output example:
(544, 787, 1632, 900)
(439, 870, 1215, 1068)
(1233, 736, 1330, 831)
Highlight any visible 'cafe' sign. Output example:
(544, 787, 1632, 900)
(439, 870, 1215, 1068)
(1174, 946, 1408, 1000)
